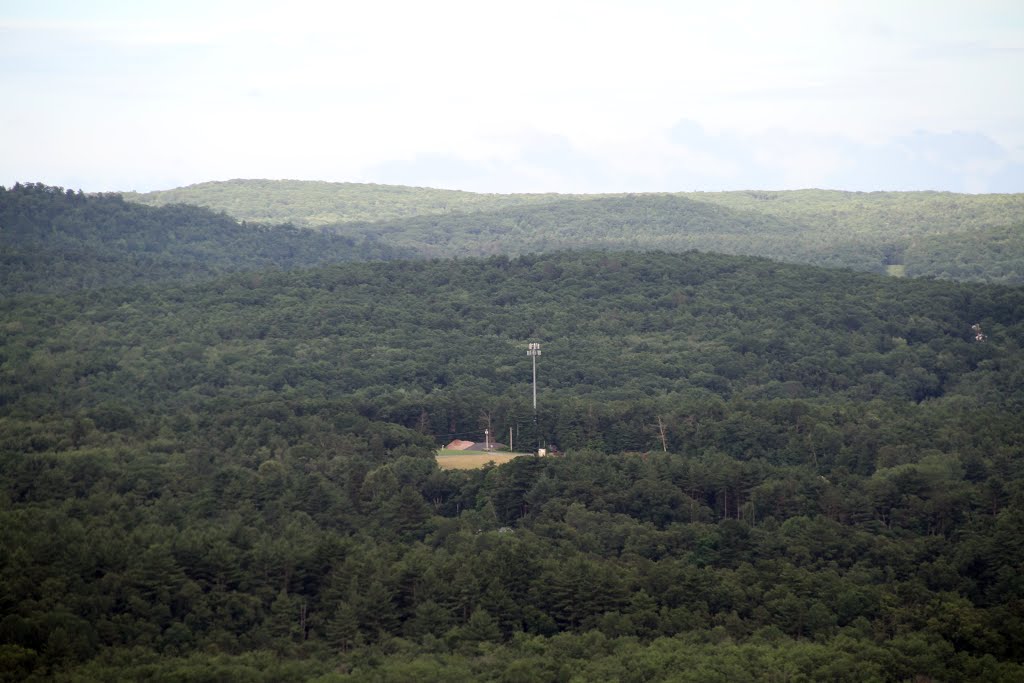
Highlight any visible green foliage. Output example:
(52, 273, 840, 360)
(126, 180, 1024, 283)
(124, 178, 574, 226)
(3, 196, 1024, 677)
(904, 223, 1024, 283)
(0, 183, 410, 294)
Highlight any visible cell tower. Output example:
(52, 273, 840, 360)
(528, 342, 541, 455)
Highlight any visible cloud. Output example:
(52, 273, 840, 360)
(366, 121, 1024, 194)
(826, 130, 1022, 192)
(370, 131, 612, 194)
(2, 1, 1022, 193)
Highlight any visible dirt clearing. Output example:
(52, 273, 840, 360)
(435, 451, 526, 469)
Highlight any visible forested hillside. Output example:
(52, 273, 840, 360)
(126, 180, 1024, 283)
(0, 183, 409, 294)
(3, 244, 1024, 680)
(124, 179, 568, 226)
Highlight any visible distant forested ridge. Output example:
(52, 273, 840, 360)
(126, 179, 1024, 283)
(0, 183, 409, 294)
(124, 178, 569, 225)
(3, 242, 1024, 679)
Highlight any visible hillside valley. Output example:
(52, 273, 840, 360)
(127, 180, 1024, 283)
(1, 185, 1024, 680)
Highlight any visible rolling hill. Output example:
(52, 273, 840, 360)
(0, 183, 411, 294)
(4, 182, 1024, 680)
(123, 178, 572, 226)
(125, 179, 1024, 283)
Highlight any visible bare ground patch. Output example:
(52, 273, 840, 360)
(435, 451, 526, 469)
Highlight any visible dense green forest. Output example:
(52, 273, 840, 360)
(3, 179, 1024, 681)
(126, 179, 1024, 283)
(124, 179, 569, 226)
(1, 183, 409, 294)
(2, 0, 1016, 672)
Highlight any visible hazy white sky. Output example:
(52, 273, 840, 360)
(2, 0, 1022, 193)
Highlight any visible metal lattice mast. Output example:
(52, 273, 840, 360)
(528, 343, 541, 455)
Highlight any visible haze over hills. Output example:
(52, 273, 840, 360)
(126, 179, 1024, 283)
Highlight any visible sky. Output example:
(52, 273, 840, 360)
(1, 0, 1023, 194)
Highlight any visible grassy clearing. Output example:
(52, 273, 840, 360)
(435, 451, 525, 469)
(886, 264, 906, 277)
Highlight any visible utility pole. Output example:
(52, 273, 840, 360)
(528, 342, 541, 455)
